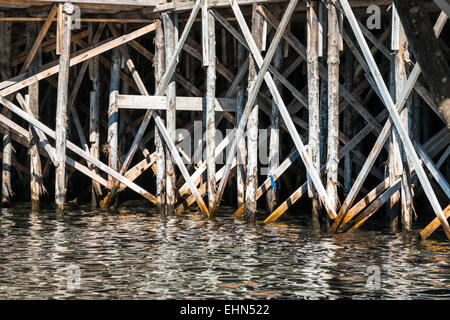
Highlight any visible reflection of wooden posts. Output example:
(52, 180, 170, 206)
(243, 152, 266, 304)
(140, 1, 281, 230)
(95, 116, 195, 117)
(27, 22, 42, 211)
(236, 42, 246, 208)
(245, 4, 263, 222)
(326, 4, 340, 213)
(1, 15, 11, 206)
(163, 13, 177, 213)
(306, 0, 320, 227)
(55, 3, 73, 213)
(154, 17, 166, 214)
(205, 8, 217, 211)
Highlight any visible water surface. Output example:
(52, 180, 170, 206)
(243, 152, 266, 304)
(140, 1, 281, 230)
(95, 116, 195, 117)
(0, 201, 449, 299)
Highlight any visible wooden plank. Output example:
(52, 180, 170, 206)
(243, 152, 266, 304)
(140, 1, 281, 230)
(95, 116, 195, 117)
(213, 0, 337, 219)
(434, 0, 450, 19)
(257, 6, 384, 135)
(0, 95, 157, 204)
(346, 180, 401, 233)
(32, 0, 158, 5)
(330, 6, 448, 233)
(416, 142, 450, 199)
(0, 22, 156, 97)
(339, 0, 450, 240)
(0, 108, 110, 190)
(19, 5, 57, 74)
(115, 0, 210, 217)
(421, 205, 450, 240)
(116, 95, 236, 112)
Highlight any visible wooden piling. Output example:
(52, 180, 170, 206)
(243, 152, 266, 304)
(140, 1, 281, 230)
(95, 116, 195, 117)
(27, 22, 42, 211)
(306, 0, 321, 227)
(107, 47, 121, 188)
(0, 16, 11, 207)
(154, 17, 166, 214)
(267, 43, 282, 213)
(236, 41, 246, 208)
(89, 34, 102, 207)
(205, 8, 217, 211)
(245, 4, 264, 222)
(343, 50, 354, 198)
(163, 12, 177, 213)
(55, 3, 73, 213)
(326, 4, 340, 213)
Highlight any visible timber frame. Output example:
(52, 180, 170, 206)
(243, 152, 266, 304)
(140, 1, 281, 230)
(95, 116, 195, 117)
(0, 0, 448, 240)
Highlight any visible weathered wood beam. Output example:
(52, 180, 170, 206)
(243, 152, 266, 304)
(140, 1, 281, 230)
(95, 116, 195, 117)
(116, 95, 237, 112)
(54, 3, 72, 213)
(336, 0, 450, 240)
(0, 23, 156, 97)
(394, 0, 450, 129)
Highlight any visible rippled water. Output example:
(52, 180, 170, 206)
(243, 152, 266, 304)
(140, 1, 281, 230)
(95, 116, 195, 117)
(0, 201, 449, 299)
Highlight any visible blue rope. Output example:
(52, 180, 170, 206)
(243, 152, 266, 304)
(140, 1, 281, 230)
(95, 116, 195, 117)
(269, 175, 277, 202)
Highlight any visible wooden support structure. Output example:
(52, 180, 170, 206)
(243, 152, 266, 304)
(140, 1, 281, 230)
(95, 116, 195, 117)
(205, 4, 217, 211)
(245, 4, 264, 222)
(154, 16, 166, 214)
(0, 0, 446, 244)
(306, 0, 320, 227)
(27, 22, 42, 211)
(1, 14, 12, 206)
(55, 3, 73, 213)
(326, 1, 340, 214)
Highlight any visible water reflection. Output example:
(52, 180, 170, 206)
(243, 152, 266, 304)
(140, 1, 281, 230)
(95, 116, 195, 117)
(0, 202, 448, 299)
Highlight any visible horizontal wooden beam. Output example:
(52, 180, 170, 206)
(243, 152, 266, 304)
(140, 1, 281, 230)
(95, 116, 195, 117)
(117, 95, 236, 112)
(147, 0, 392, 13)
(20, 0, 158, 6)
(0, 17, 153, 23)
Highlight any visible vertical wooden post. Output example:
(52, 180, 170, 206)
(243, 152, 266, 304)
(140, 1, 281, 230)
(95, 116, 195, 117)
(205, 8, 217, 211)
(245, 4, 264, 222)
(392, 7, 413, 232)
(155, 17, 166, 214)
(55, 3, 73, 213)
(319, 1, 328, 167)
(89, 35, 102, 207)
(163, 12, 177, 213)
(0, 15, 11, 207)
(236, 42, 246, 208)
(107, 47, 120, 190)
(119, 33, 129, 160)
(267, 44, 282, 213)
(27, 22, 42, 211)
(388, 5, 405, 231)
(326, 4, 340, 212)
(343, 50, 354, 197)
(307, 0, 321, 227)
